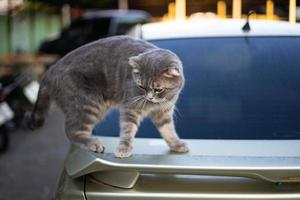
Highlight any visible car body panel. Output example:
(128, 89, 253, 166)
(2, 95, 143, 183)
(127, 19, 300, 40)
(85, 174, 300, 200)
(55, 170, 85, 200)
(54, 170, 300, 200)
(57, 136, 300, 200)
(64, 137, 300, 190)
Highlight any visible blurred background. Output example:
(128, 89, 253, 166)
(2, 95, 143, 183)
(0, 0, 300, 199)
(1, 0, 300, 56)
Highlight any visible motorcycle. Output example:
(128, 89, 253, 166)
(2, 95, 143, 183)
(0, 72, 39, 153)
(0, 83, 14, 153)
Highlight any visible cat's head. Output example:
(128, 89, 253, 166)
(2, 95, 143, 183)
(128, 49, 184, 104)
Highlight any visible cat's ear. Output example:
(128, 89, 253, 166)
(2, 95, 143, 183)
(163, 68, 180, 78)
(128, 56, 139, 69)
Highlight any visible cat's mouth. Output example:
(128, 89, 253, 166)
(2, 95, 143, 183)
(145, 98, 159, 103)
(145, 97, 165, 104)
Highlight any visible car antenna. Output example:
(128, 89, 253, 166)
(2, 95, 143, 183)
(242, 10, 255, 32)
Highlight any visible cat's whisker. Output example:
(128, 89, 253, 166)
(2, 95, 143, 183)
(136, 98, 144, 109)
(142, 99, 147, 110)
(163, 101, 171, 111)
(127, 95, 144, 105)
(160, 101, 180, 120)
(129, 96, 142, 102)
(168, 102, 181, 120)
(173, 106, 181, 120)
(141, 99, 146, 110)
(130, 98, 142, 105)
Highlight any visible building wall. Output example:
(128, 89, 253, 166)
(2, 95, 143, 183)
(0, 16, 9, 55)
(128, 0, 295, 19)
(0, 13, 62, 55)
(129, 0, 173, 18)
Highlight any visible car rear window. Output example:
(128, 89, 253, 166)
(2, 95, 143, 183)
(93, 37, 300, 139)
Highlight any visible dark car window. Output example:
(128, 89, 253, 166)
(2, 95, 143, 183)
(115, 17, 148, 35)
(90, 18, 111, 38)
(63, 17, 111, 40)
(115, 22, 139, 35)
(93, 37, 300, 139)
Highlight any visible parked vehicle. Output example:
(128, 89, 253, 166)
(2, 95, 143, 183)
(55, 19, 300, 199)
(0, 83, 12, 153)
(39, 9, 150, 56)
(0, 72, 38, 153)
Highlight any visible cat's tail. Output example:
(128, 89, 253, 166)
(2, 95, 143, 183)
(24, 79, 51, 130)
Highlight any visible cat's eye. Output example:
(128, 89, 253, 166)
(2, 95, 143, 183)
(138, 85, 146, 91)
(133, 69, 140, 74)
(154, 88, 164, 93)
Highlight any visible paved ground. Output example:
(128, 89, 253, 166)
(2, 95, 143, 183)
(0, 106, 69, 200)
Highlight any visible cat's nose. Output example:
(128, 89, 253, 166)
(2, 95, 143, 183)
(146, 94, 154, 101)
(147, 93, 154, 98)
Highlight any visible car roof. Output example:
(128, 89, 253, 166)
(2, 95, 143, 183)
(131, 19, 300, 40)
(83, 9, 150, 19)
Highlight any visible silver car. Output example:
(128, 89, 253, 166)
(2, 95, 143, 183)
(55, 19, 300, 200)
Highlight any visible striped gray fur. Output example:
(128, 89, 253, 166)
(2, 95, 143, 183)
(26, 36, 188, 158)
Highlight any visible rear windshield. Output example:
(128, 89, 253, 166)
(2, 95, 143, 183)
(93, 37, 300, 139)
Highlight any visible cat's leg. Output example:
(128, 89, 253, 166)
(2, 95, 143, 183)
(150, 109, 189, 153)
(115, 109, 142, 158)
(65, 104, 105, 153)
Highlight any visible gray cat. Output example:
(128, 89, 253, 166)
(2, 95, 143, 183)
(26, 35, 189, 158)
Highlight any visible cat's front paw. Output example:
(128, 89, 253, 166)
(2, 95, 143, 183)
(169, 140, 189, 153)
(81, 137, 105, 153)
(115, 144, 133, 158)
